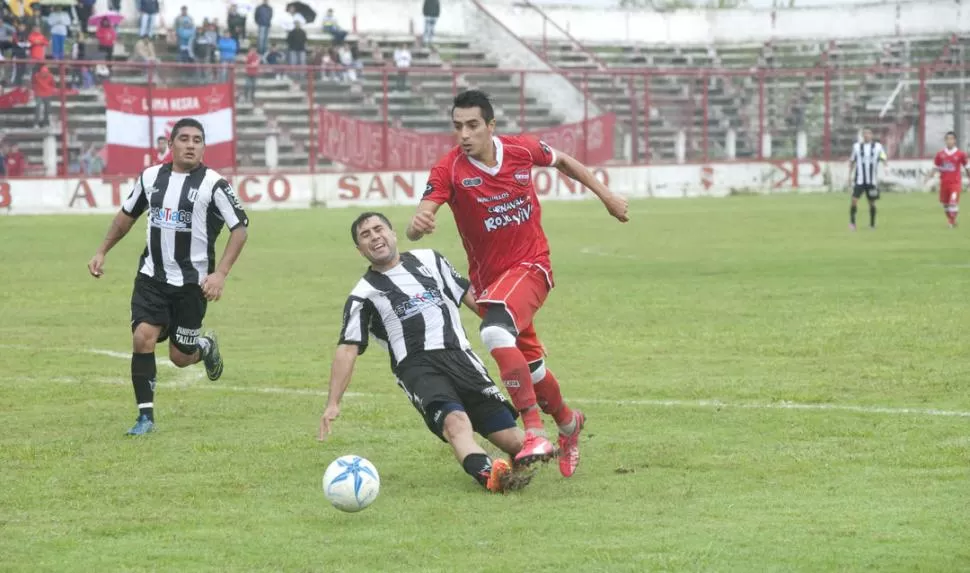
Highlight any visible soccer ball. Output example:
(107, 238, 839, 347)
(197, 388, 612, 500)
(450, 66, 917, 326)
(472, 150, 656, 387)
(322, 455, 380, 513)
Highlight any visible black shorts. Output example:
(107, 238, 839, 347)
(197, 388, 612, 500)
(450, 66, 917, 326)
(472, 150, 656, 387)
(394, 349, 517, 442)
(853, 184, 879, 200)
(130, 274, 207, 354)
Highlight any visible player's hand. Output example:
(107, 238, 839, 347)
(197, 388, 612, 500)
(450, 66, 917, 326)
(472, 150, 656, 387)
(318, 403, 340, 440)
(201, 271, 226, 302)
(603, 192, 630, 222)
(88, 253, 106, 278)
(409, 210, 437, 237)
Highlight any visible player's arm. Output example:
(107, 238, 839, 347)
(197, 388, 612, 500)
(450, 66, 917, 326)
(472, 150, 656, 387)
(204, 180, 251, 302)
(552, 150, 629, 222)
(318, 343, 360, 440)
(406, 199, 443, 241)
(88, 175, 146, 278)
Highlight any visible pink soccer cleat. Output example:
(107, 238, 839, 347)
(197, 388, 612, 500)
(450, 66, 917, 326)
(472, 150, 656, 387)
(513, 433, 556, 467)
(557, 411, 586, 478)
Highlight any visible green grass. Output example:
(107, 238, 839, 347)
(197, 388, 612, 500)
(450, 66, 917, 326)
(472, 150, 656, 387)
(2, 193, 969, 572)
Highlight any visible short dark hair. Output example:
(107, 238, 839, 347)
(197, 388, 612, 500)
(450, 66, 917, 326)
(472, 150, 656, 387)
(946, 131, 957, 139)
(170, 118, 205, 142)
(156, 136, 167, 142)
(452, 90, 494, 124)
(351, 212, 392, 245)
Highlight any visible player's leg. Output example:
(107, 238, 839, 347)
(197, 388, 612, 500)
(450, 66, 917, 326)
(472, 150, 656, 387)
(866, 186, 879, 229)
(396, 352, 515, 492)
(951, 189, 961, 227)
(849, 186, 863, 230)
(477, 266, 551, 439)
(518, 326, 585, 477)
(167, 284, 222, 379)
(128, 276, 170, 435)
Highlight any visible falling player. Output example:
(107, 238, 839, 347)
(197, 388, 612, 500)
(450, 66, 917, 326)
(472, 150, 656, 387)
(925, 131, 970, 228)
(406, 90, 629, 477)
(848, 127, 888, 231)
(319, 212, 533, 494)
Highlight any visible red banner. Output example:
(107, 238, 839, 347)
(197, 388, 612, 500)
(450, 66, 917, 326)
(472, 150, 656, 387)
(0, 87, 32, 109)
(318, 109, 615, 171)
(103, 82, 235, 175)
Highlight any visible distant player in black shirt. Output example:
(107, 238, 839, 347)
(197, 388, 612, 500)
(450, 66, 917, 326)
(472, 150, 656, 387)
(87, 118, 250, 436)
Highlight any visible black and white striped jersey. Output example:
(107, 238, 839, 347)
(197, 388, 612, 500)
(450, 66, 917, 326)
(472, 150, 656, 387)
(850, 141, 887, 186)
(338, 249, 472, 372)
(121, 163, 249, 287)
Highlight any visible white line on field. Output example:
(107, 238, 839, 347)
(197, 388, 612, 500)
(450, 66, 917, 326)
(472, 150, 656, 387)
(68, 348, 970, 419)
(579, 247, 641, 260)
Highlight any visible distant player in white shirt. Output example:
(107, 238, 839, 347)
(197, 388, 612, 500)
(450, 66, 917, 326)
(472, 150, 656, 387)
(848, 128, 888, 230)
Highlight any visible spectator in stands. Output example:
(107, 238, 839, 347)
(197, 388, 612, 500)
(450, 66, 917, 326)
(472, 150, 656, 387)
(286, 20, 306, 75)
(5, 142, 25, 176)
(175, 6, 195, 63)
(319, 46, 334, 81)
(32, 63, 54, 127)
(70, 32, 93, 88)
(80, 142, 103, 175)
(217, 29, 237, 81)
(46, 7, 69, 59)
(254, 0, 272, 55)
(227, 3, 245, 45)
(322, 8, 346, 43)
(96, 17, 115, 61)
(265, 42, 284, 79)
(243, 46, 258, 101)
(422, 0, 439, 47)
(139, 0, 159, 38)
(77, 0, 96, 33)
(337, 42, 358, 82)
(11, 23, 29, 84)
(132, 37, 158, 83)
(393, 43, 411, 91)
(196, 21, 218, 80)
(108, 0, 121, 12)
(154, 135, 168, 162)
(28, 25, 47, 61)
(0, 17, 15, 58)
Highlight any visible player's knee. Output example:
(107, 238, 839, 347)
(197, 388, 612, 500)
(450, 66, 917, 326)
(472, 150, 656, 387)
(441, 409, 473, 442)
(168, 343, 197, 368)
(132, 324, 159, 353)
(528, 359, 546, 383)
(480, 306, 517, 351)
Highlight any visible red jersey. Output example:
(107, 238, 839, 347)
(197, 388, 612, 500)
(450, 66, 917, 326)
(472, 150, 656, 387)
(934, 147, 967, 189)
(424, 135, 558, 292)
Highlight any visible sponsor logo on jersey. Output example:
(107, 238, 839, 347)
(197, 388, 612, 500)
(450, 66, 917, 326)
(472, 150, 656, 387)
(513, 168, 531, 186)
(150, 206, 193, 231)
(462, 177, 483, 187)
(393, 287, 445, 320)
(423, 183, 434, 197)
(222, 183, 244, 209)
(483, 198, 533, 232)
(476, 192, 510, 203)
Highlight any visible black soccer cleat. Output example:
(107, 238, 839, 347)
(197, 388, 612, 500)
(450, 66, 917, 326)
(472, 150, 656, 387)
(200, 331, 223, 381)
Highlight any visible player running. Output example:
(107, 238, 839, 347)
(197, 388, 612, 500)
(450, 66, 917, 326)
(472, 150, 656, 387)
(406, 90, 629, 477)
(319, 212, 533, 494)
(925, 131, 970, 228)
(87, 118, 249, 436)
(848, 128, 887, 231)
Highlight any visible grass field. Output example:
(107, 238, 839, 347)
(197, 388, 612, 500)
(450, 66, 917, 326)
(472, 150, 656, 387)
(2, 193, 969, 572)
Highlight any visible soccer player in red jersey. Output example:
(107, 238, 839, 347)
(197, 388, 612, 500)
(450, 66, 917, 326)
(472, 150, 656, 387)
(926, 131, 970, 228)
(406, 90, 629, 477)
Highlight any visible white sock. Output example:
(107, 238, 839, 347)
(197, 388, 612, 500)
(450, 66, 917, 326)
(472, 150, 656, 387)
(525, 427, 548, 439)
(558, 414, 577, 436)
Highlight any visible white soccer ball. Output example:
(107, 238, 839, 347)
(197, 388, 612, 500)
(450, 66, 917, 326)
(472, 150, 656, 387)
(322, 455, 380, 513)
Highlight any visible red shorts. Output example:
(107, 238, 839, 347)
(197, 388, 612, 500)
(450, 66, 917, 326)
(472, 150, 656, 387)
(475, 264, 551, 363)
(940, 184, 962, 205)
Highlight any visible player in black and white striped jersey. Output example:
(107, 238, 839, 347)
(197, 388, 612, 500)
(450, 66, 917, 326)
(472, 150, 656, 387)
(87, 118, 250, 436)
(849, 128, 888, 230)
(319, 212, 533, 493)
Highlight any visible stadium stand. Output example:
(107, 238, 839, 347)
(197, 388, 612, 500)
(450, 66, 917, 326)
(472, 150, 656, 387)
(1, 12, 969, 171)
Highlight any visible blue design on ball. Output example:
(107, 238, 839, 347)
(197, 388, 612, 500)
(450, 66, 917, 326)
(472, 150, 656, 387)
(328, 457, 378, 505)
